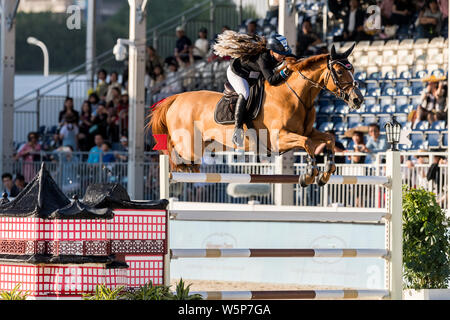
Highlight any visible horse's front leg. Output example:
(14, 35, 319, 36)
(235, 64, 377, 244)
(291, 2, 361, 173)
(309, 129, 337, 186)
(276, 131, 319, 187)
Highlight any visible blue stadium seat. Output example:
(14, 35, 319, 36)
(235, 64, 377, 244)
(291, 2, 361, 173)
(316, 115, 328, 125)
(368, 87, 381, 96)
(354, 71, 367, 81)
(319, 122, 334, 131)
(382, 105, 396, 113)
(426, 132, 441, 148)
(335, 105, 348, 114)
(431, 68, 445, 77)
(364, 97, 376, 108)
(399, 87, 412, 96)
(409, 132, 425, 149)
(414, 70, 428, 79)
(431, 120, 446, 130)
(334, 100, 347, 108)
(384, 71, 397, 80)
(415, 121, 430, 131)
(383, 87, 397, 96)
(341, 139, 350, 149)
(362, 115, 377, 125)
(368, 71, 381, 80)
(331, 115, 345, 123)
(334, 122, 347, 133)
(411, 81, 424, 95)
(319, 105, 334, 114)
(379, 115, 391, 128)
(319, 100, 332, 108)
(399, 70, 412, 79)
(410, 96, 422, 107)
(380, 96, 393, 107)
(367, 104, 382, 113)
(347, 115, 361, 127)
(396, 114, 408, 123)
(442, 133, 448, 147)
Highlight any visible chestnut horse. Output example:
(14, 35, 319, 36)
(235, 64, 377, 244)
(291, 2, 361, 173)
(149, 44, 364, 186)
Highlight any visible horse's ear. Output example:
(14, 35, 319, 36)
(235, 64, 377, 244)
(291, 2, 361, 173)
(330, 45, 337, 59)
(343, 42, 356, 58)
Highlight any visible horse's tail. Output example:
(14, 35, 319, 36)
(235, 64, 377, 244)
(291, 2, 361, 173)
(147, 94, 178, 136)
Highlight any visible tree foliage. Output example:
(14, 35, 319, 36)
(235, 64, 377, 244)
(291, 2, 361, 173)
(402, 186, 450, 289)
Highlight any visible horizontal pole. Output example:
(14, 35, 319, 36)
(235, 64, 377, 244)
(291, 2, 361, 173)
(170, 248, 389, 259)
(169, 201, 387, 224)
(190, 290, 389, 300)
(170, 173, 390, 186)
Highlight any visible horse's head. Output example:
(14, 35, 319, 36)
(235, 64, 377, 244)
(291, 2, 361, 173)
(325, 43, 364, 110)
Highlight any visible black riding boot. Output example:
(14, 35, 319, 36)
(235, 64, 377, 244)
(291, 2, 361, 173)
(232, 94, 247, 147)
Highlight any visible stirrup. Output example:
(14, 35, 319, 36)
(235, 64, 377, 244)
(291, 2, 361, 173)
(232, 127, 244, 147)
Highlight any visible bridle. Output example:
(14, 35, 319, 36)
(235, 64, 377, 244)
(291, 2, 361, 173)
(285, 57, 358, 105)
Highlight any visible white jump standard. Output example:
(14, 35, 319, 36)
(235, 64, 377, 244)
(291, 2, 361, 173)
(160, 151, 403, 300)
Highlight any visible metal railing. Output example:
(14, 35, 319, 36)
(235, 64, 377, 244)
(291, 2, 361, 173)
(5, 150, 448, 209)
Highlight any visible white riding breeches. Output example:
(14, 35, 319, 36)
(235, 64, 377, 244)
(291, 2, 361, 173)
(227, 65, 250, 100)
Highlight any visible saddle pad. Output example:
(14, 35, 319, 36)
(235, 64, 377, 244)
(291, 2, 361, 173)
(214, 78, 264, 125)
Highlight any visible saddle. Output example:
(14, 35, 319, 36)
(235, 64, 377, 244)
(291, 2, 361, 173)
(214, 78, 264, 126)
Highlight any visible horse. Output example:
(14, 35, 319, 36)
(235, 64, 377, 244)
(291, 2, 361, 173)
(148, 44, 364, 187)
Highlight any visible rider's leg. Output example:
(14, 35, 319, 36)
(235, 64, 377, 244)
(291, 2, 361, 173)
(227, 66, 249, 147)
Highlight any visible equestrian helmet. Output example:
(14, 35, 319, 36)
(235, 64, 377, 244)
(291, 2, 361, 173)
(266, 34, 292, 55)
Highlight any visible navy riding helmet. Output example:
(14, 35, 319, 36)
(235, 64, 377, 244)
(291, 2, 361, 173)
(266, 34, 292, 55)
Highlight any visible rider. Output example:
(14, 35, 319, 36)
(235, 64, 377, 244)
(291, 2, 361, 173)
(214, 31, 294, 146)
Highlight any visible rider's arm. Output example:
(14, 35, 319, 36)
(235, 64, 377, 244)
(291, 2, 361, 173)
(256, 54, 288, 86)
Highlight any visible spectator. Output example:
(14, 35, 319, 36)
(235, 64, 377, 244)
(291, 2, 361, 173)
(391, 0, 414, 33)
(59, 114, 79, 150)
(296, 20, 323, 57)
(106, 106, 120, 145)
(438, 0, 448, 37)
(91, 102, 109, 138)
(157, 61, 182, 100)
(366, 123, 388, 163)
(175, 47, 195, 89)
(315, 130, 346, 164)
(328, 0, 349, 20)
(415, 0, 443, 39)
(96, 69, 109, 100)
(380, 0, 395, 24)
(115, 135, 129, 162)
(14, 132, 42, 182)
(149, 65, 166, 96)
(57, 146, 80, 193)
(87, 134, 104, 164)
(348, 131, 368, 164)
(107, 87, 122, 109)
(145, 46, 164, 80)
(341, 0, 366, 41)
(2, 173, 20, 197)
(58, 97, 79, 128)
(413, 75, 447, 128)
(78, 100, 94, 151)
(101, 142, 116, 163)
(105, 71, 122, 104)
(88, 92, 100, 116)
(117, 93, 129, 133)
(193, 27, 210, 60)
(174, 26, 192, 63)
(14, 173, 27, 192)
(246, 20, 258, 36)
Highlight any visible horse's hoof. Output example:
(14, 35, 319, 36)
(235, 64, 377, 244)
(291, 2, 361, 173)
(316, 172, 327, 187)
(299, 174, 308, 188)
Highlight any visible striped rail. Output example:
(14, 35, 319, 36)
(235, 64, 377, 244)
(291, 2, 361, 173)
(169, 172, 391, 186)
(191, 290, 389, 300)
(170, 248, 389, 259)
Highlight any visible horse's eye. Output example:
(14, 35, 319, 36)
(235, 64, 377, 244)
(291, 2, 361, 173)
(337, 70, 343, 76)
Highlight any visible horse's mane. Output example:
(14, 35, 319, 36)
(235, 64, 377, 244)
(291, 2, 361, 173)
(286, 54, 329, 71)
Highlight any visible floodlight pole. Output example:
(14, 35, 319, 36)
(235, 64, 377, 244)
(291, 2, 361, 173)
(0, 0, 18, 175)
(86, 0, 96, 88)
(127, 0, 147, 200)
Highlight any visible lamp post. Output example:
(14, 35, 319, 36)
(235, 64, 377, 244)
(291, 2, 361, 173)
(384, 115, 402, 151)
(27, 37, 49, 76)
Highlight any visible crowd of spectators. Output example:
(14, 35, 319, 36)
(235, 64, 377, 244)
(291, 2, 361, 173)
(329, 0, 448, 41)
